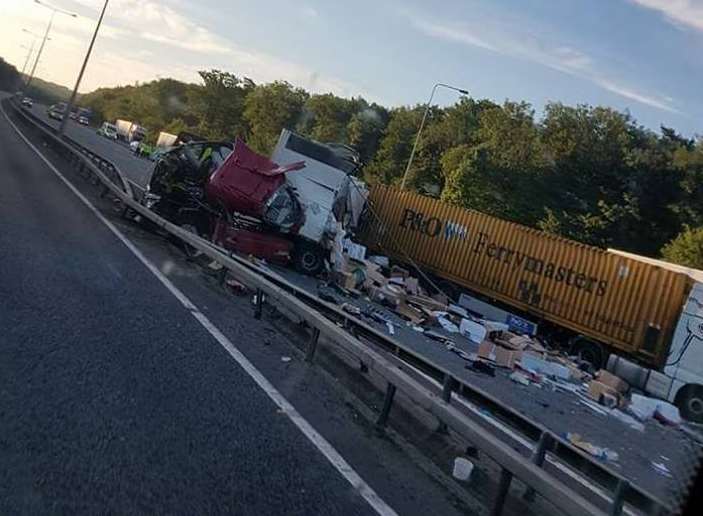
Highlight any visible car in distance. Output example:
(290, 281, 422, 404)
(47, 106, 64, 121)
(78, 116, 89, 126)
(21, 97, 33, 109)
(97, 122, 118, 140)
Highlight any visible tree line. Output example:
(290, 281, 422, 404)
(7, 65, 703, 268)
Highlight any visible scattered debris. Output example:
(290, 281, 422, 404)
(565, 433, 619, 462)
(654, 401, 682, 426)
(225, 277, 248, 294)
(628, 393, 661, 421)
(367, 255, 389, 269)
(651, 461, 673, 478)
(386, 321, 395, 335)
(459, 318, 487, 343)
(281, 356, 292, 363)
(609, 409, 645, 432)
(437, 315, 460, 334)
(467, 360, 495, 377)
(317, 285, 342, 305)
(341, 303, 361, 316)
(424, 330, 454, 344)
(452, 457, 474, 481)
(578, 398, 609, 416)
(510, 372, 530, 386)
(521, 354, 571, 380)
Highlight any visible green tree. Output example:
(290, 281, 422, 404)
(298, 93, 356, 142)
(243, 81, 308, 153)
(364, 106, 424, 185)
(347, 102, 389, 165)
(0, 57, 20, 92)
(189, 70, 254, 139)
(441, 101, 548, 223)
(662, 226, 703, 269)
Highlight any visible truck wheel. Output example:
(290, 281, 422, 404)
(293, 243, 324, 276)
(570, 337, 605, 370)
(675, 385, 703, 424)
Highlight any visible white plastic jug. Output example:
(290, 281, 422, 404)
(452, 457, 474, 481)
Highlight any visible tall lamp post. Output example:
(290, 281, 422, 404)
(60, 0, 109, 135)
(26, 0, 77, 89)
(20, 29, 47, 77)
(400, 83, 468, 190)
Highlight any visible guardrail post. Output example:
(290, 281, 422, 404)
(491, 468, 514, 516)
(437, 374, 454, 434)
(306, 327, 321, 362)
(609, 479, 629, 516)
(376, 382, 397, 428)
(253, 289, 264, 319)
(523, 432, 552, 501)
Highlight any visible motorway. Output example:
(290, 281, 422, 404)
(29, 101, 153, 188)
(0, 101, 451, 514)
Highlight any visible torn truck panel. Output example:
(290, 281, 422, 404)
(272, 130, 363, 243)
(206, 138, 306, 231)
(212, 220, 293, 265)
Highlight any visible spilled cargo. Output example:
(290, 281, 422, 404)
(361, 185, 693, 369)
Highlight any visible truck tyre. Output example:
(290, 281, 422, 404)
(293, 243, 324, 276)
(675, 385, 703, 424)
(570, 337, 605, 370)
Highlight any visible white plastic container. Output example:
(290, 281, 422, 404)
(452, 457, 474, 481)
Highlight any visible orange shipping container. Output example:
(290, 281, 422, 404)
(361, 185, 692, 367)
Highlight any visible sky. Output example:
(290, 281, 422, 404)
(1, 0, 702, 135)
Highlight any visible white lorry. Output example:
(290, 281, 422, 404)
(270, 129, 368, 274)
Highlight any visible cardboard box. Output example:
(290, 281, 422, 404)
(495, 346, 522, 368)
(335, 271, 358, 290)
(596, 370, 629, 394)
(395, 302, 425, 325)
(588, 380, 622, 406)
(478, 340, 496, 361)
(364, 268, 388, 290)
(478, 341, 521, 368)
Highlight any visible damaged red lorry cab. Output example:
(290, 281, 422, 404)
(206, 139, 307, 266)
(206, 139, 306, 231)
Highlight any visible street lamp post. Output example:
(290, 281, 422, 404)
(26, 0, 77, 89)
(60, 0, 109, 135)
(400, 83, 469, 190)
(21, 30, 41, 77)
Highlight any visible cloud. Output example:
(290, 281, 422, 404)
(302, 6, 319, 20)
(1, 0, 372, 100)
(628, 0, 703, 31)
(406, 12, 679, 113)
(410, 19, 498, 52)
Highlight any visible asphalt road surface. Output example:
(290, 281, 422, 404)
(29, 101, 153, 188)
(0, 104, 386, 514)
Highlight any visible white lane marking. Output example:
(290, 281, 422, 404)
(1, 105, 398, 516)
(404, 362, 638, 516)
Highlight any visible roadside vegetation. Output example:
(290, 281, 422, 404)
(3, 59, 703, 265)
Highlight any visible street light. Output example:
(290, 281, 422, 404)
(26, 0, 77, 89)
(21, 29, 50, 77)
(400, 83, 469, 190)
(60, 0, 109, 135)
